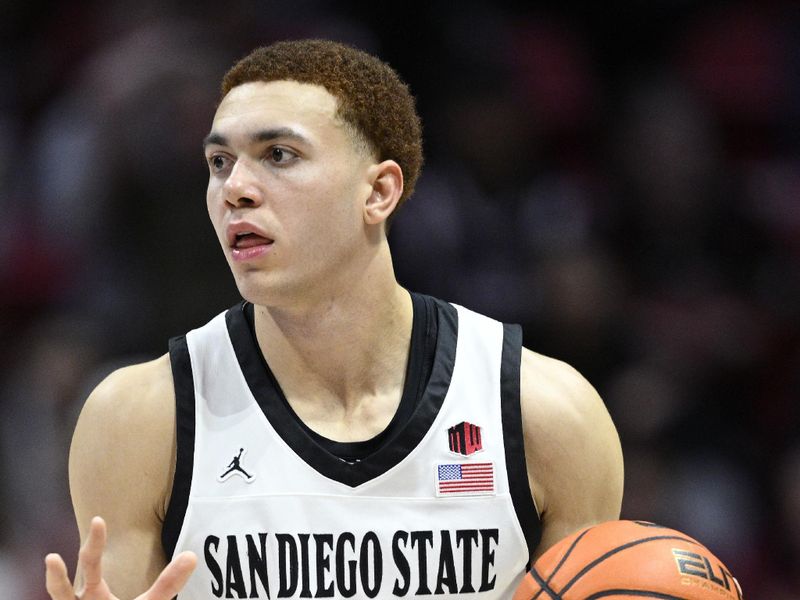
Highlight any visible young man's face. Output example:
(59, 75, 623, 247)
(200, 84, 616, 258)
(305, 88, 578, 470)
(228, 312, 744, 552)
(204, 80, 376, 308)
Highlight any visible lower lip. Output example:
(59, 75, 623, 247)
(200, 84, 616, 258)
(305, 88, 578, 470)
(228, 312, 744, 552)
(231, 243, 273, 262)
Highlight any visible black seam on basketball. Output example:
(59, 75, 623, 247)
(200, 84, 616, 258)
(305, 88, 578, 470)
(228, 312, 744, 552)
(584, 590, 690, 600)
(546, 527, 592, 584)
(633, 521, 668, 529)
(558, 535, 702, 596)
(529, 567, 562, 600)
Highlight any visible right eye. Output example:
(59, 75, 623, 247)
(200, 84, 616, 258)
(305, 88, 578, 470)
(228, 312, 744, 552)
(208, 154, 230, 172)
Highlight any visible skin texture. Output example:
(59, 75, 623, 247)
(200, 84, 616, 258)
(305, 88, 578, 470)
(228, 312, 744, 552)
(46, 80, 623, 599)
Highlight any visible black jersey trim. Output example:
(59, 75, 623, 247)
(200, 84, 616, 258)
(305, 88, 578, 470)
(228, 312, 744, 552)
(500, 323, 541, 565)
(161, 335, 196, 560)
(225, 298, 458, 487)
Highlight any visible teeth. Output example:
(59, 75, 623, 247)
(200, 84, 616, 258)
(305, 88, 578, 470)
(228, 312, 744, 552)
(236, 231, 252, 237)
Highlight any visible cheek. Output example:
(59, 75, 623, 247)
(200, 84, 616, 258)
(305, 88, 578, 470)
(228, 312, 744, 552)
(206, 178, 221, 212)
(296, 173, 355, 227)
(312, 183, 362, 239)
(206, 184, 226, 240)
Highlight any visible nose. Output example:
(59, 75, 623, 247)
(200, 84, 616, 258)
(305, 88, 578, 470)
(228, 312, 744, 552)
(223, 158, 263, 208)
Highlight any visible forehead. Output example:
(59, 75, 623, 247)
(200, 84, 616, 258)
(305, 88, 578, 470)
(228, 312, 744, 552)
(212, 80, 342, 140)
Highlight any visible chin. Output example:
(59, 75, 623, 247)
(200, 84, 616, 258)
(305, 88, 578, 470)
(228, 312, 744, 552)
(233, 272, 296, 309)
(235, 282, 276, 307)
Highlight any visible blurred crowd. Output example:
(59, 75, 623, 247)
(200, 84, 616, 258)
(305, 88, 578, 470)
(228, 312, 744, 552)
(1, 1, 798, 597)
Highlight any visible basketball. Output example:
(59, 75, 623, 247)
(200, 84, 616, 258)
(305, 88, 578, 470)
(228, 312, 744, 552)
(513, 520, 743, 600)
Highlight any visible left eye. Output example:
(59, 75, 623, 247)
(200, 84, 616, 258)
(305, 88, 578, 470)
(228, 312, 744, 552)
(269, 147, 296, 163)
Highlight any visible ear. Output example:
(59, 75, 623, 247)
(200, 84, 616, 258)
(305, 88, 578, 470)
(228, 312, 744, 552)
(363, 160, 404, 226)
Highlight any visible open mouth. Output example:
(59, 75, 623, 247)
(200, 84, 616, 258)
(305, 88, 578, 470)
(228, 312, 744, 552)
(230, 231, 274, 262)
(232, 231, 273, 249)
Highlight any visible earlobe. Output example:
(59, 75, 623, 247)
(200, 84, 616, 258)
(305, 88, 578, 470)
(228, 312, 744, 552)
(364, 160, 404, 226)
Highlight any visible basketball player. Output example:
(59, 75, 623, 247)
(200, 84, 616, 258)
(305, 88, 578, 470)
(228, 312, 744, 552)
(45, 40, 623, 599)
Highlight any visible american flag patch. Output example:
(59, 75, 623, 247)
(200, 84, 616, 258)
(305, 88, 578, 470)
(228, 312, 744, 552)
(436, 462, 495, 496)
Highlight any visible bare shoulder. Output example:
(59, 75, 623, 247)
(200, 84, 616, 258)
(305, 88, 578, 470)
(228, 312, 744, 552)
(73, 354, 175, 451)
(70, 354, 176, 533)
(519, 348, 624, 557)
(519, 348, 610, 439)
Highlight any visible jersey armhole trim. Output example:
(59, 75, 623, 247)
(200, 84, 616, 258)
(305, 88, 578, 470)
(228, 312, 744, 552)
(161, 334, 196, 560)
(500, 323, 542, 567)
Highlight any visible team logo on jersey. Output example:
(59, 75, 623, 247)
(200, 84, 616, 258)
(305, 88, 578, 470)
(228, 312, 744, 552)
(447, 421, 483, 455)
(218, 447, 256, 483)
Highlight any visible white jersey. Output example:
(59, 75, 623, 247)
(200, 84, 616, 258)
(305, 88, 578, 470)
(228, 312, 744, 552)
(163, 298, 540, 599)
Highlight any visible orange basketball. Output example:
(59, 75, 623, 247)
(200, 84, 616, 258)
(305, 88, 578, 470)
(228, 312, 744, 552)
(513, 520, 743, 599)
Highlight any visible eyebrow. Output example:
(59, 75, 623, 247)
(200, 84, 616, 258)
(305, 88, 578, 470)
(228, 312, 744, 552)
(202, 132, 228, 149)
(202, 127, 310, 150)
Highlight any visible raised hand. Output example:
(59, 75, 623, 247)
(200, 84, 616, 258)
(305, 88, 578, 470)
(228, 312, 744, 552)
(45, 517, 197, 600)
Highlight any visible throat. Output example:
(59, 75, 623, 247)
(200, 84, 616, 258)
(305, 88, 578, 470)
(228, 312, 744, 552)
(254, 288, 414, 405)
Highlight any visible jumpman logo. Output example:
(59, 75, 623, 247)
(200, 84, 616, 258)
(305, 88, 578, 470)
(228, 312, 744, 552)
(217, 447, 256, 483)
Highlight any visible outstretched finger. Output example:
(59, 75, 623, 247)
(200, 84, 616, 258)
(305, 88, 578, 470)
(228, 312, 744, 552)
(79, 516, 108, 588)
(45, 553, 75, 600)
(142, 552, 197, 600)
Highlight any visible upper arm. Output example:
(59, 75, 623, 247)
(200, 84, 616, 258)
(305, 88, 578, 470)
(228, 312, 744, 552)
(520, 348, 624, 560)
(69, 354, 176, 597)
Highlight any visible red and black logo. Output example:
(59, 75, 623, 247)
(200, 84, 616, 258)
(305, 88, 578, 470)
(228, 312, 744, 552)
(448, 421, 483, 456)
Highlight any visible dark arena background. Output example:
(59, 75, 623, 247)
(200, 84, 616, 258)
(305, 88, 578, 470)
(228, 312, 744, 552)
(2, 1, 799, 597)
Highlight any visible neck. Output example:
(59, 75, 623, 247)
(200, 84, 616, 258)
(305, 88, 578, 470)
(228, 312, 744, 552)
(252, 249, 413, 417)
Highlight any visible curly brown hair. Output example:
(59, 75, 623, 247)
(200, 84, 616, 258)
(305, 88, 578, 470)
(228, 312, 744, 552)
(221, 39, 423, 210)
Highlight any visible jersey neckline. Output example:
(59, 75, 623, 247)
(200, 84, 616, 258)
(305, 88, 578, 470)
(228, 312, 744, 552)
(241, 293, 438, 463)
(224, 297, 459, 487)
